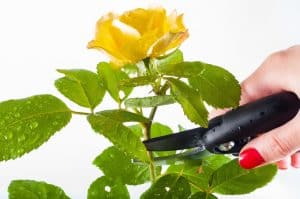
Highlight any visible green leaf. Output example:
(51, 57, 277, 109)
(0, 95, 71, 161)
(152, 49, 184, 68)
(122, 63, 138, 75)
(128, 124, 143, 137)
(119, 75, 157, 87)
(150, 123, 175, 157)
(8, 180, 70, 199)
(124, 95, 176, 108)
(97, 62, 132, 102)
(166, 155, 231, 192)
(190, 192, 217, 199)
(210, 159, 277, 194)
(167, 78, 208, 127)
(201, 155, 232, 177)
(87, 176, 129, 199)
(55, 69, 105, 110)
(88, 112, 148, 162)
(189, 64, 240, 108)
(141, 174, 191, 199)
(93, 146, 152, 185)
(99, 109, 149, 123)
(157, 61, 205, 77)
(167, 161, 209, 192)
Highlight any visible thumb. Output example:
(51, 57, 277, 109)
(239, 112, 300, 169)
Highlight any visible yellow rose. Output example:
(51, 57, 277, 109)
(88, 7, 188, 66)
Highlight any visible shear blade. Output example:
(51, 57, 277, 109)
(153, 148, 213, 165)
(132, 147, 212, 166)
(143, 127, 208, 151)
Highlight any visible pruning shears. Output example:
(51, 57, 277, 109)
(143, 91, 300, 165)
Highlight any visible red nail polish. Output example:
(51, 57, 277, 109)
(239, 148, 265, 169)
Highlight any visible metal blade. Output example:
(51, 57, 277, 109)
(152, 147, 213, 165)
(143, 127, 208, 151)
(133, 147, 213, 166)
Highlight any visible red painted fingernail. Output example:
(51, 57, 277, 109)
(239, 148, 265, 169)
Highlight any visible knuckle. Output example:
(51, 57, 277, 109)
(241, 81, 254, 101)
(269, 133, 292, 158)
(266, 50, 289, 66)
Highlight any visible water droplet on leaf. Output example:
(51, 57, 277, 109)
(29, 121, 39, 129)
(104, 186, 111, 192)
(18, 135, 26, 142)
(17, 148, 24, 154)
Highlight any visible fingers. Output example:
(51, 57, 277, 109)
(209, 46, 300, 169)
(276, 153, 300, 169)
(291, 152, 300, 168)
(239, 112, 300, 169)
(208, 109, 228, 119)
(276, 158, 289, 170)
(237, 47, 300, 169)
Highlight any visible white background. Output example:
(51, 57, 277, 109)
(0, 0, 300, 198)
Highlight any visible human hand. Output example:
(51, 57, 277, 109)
(211, 45, 300, 170)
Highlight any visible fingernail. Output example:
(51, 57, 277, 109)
(239, 148, 265, 169)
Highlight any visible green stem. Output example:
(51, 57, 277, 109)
(205, 191, 211, 199)
(71, 110, 90, 116)
(144, 106, 158, 182)
(142, 57, 169, 183)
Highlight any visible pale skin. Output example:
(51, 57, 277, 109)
(211, 45, 300, 169)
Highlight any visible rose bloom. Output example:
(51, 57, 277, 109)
(88, 7, 188, 67)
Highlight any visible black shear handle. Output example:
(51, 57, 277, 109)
(203, 91, 300, 154)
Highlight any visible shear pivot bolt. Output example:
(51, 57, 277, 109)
(218, 141, 235, 152)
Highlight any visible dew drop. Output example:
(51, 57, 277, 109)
(104, 186, 111, 192)
(17, 148, 24, 154)
(52, 121, 58, 126)
(165, 187, 170, 192)
(26, 100, 32, 104)
(29, 121, 39, 129)
(18, 135, 26, 142)
(15, 113, 21, 118)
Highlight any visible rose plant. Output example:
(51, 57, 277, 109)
(1, 7, 277, 199)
